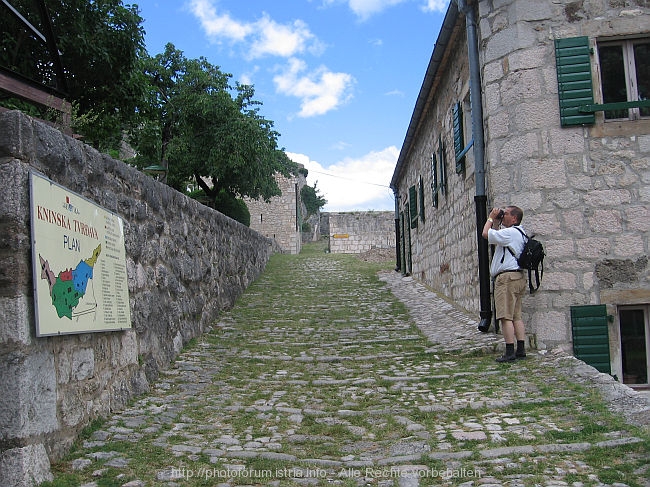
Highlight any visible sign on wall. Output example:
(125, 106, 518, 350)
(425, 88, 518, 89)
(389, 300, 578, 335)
(30, 171, 132, 336)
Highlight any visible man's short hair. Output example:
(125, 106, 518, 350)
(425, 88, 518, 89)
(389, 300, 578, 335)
(508, 205, 523, 224)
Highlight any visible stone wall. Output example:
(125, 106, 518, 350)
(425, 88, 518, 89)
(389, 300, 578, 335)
(478, 0, 650, 350)
(0, 111, 278, 486)
(393, 0, 650, 353)
(326, 211, 396, 254)
(245, 171, 307, 254)
(394, 17, 479, 310)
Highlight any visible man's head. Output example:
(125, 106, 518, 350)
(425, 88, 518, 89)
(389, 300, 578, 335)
(504, 206, 523, 226)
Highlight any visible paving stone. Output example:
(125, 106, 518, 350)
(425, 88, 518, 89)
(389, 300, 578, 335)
(103, 457, 129, 468)
(54, 251, 650, 487)
(451, 430, 488, 441)
(71, 458, 92, 470)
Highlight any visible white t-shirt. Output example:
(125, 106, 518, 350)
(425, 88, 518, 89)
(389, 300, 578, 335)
(487, 225, 526, 277)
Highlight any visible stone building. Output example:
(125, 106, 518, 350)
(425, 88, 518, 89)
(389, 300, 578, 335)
(391, 0, 650, 386)
(246, 169, 307, 254)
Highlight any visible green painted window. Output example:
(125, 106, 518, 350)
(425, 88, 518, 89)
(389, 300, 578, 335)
(598, 39, 650, 120)
(419, 176, 425, 222)
(430, 152, 438, 208)
(409, 185, 418, 229)
(453, 101, 465, 172)
(554, 36, 596, 126)
(438, 137, 447, 196)
(619, 306, 649, 385)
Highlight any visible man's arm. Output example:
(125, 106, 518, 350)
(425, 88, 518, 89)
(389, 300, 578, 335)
(482, 208, 502, 239)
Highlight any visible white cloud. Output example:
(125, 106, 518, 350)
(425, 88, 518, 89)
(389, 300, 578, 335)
(188, 0, 320, 59)
(322, 0, 448, 18)
(188, 0, 251, 41)
(422, 0, 449, 13)
(274, 58, 355, 117)
(348, 0, 408, 19)
(250, 15, 315, 58)
(287, 147, 398, 211)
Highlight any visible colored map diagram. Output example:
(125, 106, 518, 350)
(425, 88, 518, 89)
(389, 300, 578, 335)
(31, 171, 131, 336)
(39, 244, 102, 320)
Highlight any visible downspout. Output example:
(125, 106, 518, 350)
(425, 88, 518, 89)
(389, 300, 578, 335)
(393, 190, 401, 272)
(455, 0, 492, 332)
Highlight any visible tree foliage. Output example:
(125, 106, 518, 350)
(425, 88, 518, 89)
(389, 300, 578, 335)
(2, 4, 299, 222)
(131, 44, 299, 208)
(0, 0, 146, 149)
(301, 182, 327, 217)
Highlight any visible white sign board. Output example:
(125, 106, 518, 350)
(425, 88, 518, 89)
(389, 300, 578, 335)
(30, 171, 131, 336)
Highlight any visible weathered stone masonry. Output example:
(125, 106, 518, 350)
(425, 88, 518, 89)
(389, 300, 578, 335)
(325, 211, 396, 254)
(0, 110, 279, 486)
(246, 171, 307, 255)
(392, 0, 650, 369)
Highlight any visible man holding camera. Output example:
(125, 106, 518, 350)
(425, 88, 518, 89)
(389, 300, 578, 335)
(482, 206, 528, 362)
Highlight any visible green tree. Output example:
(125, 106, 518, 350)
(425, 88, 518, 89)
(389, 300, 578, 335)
(0, 0, 146, 150)
(132, 44, 299, 212)
(301, 181, 327, 217)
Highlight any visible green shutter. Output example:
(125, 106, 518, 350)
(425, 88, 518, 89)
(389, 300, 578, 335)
(438, 138, 447, 195)
(431, 152, 438, 208)
(409, 185, 418, 229)
(570, 305, 611, 374)
(555, 37, 596, 126)
(419, 176, 425, 222)
(453, 102, 465, 173)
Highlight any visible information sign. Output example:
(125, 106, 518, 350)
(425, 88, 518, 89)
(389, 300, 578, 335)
(30, 172, 132, 336)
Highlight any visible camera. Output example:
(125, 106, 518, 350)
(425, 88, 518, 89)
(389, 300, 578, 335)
(497, 209, 505, 220)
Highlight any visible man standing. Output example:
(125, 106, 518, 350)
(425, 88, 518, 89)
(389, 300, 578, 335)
(482, 206, 528, 362)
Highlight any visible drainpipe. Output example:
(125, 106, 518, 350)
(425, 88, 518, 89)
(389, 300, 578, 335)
(393, 189, 401, 272)
(455, 0, 492, 332)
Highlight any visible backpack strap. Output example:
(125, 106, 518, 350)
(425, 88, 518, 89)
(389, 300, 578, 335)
(508, 227, 537, 293)
(512, 226, 528, 242)
(506, 226, 527, 260)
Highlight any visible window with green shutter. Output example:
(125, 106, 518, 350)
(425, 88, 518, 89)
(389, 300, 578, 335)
(409, 185, 418, 229)
(438, 137, 447, 196)
(419, 176, 425, 222)
(453, 101, 465, 173)
(430, 152, 438, 208)
(570, 305, 611, 374)
(597, 39, 650, 120)
(555, 36, 596, 126)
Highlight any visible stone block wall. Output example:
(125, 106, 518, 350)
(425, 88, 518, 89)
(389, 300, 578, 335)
(393, 0, 650, 352)
(246, 171, 307, 254)
(326, 211, 396, 254)
(477, 0, 650, 348)
(0, 111, 278, 486)
(394, 17, 479, 312)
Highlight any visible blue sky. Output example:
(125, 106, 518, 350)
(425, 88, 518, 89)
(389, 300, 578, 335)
(134, 0, 449, 211)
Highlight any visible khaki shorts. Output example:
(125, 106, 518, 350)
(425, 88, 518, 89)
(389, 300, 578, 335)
(494, 271, 526, 321)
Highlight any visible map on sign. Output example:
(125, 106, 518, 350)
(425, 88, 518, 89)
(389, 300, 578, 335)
(39, 244, 102, 320)
(30, 171, 131, 336)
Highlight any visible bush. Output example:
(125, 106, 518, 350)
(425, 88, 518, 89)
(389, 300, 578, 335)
(187, 188, 251, 226)
(214, 191, 251, 227)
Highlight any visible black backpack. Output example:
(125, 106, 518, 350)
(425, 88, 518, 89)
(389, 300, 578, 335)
(508, 227, 545, 294)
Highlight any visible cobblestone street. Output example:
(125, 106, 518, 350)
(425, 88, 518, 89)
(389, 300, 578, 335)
(49, 243, 650, 487)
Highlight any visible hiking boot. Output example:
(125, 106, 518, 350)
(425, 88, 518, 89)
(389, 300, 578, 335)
(495, 353, 516, 363)
(516, 351, 527, 359)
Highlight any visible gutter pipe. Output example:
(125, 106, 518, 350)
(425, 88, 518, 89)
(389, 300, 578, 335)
(455, 0, 492, 332)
